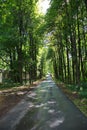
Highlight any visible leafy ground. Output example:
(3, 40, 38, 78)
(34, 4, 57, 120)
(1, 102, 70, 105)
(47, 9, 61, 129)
(57, 83, 87, 117)
(0, 81, 40, 118)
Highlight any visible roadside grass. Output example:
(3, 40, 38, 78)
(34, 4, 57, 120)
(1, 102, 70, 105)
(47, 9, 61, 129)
(73, 98, 87, 116)
(54, 79, 87, 117)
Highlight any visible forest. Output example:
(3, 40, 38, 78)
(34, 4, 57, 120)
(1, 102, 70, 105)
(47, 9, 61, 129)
(0, 0, 87, 91)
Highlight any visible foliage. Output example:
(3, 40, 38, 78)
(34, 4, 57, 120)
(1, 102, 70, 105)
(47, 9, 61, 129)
(79, 91, 87, 98)
(66, 83, 87, 99)
(1, 0, 87, 90)
(0, 80, 20, 90)
(0, 0, 45, 85)
(46, 47, 54, 60)
(66, 84, 79, 91)
(45, 0, 87, 86)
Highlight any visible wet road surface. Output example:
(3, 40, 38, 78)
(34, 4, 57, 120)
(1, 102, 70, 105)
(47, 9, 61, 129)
(0, 76, 87, 130)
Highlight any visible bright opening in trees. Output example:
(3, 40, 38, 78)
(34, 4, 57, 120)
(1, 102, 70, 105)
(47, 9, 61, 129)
(38, 0, 50, 14)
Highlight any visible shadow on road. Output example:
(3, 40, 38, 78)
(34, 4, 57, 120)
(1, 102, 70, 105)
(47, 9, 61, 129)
(0, 75, 87, 130)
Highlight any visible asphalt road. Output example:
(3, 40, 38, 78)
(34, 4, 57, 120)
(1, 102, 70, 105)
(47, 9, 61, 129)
(0, 75, 87, 130)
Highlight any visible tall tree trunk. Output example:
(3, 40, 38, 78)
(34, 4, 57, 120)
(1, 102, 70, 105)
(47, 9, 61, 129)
(17, 47, 23, 84)
(29, 32, 37, 84)
(53, 52, 58, 79)
(66, 44, 71, 83)
(17, 0, 24, 84)
(80, 3, 86, 80)
(76, 6, 82, 83)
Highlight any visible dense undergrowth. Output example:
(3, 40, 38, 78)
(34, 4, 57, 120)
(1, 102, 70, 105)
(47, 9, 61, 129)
(66, 82, 87, 99)
(0, 80, 21, 90)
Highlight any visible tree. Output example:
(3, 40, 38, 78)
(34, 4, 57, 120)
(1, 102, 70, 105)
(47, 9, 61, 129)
(45, 0, 87, 86)
(0, 0, 42, 84)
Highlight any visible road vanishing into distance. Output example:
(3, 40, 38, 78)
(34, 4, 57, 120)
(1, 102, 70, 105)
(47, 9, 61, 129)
(0, 75, 87, 130)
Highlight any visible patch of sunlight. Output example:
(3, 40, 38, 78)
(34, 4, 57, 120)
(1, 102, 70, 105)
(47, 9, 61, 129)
(38, 0, 50, 14)
(42, 79, 52, 83)
(35, 103, 47, 108)
(30, 124, 38, 130)
(48, 100, 56, 104)
(58, 110, 62, 113)
(45, 80, 53, 83)
(40, 89, 48, 92)
(27, 92, 37, 98)
(28, 102, 34, 108)
(43, 106, 49, 110)
(48, 117, 64, 128)
(17, 91, 27, 95)
(48, 109, 55, 114)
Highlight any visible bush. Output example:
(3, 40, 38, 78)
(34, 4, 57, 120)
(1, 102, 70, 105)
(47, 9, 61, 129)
(67, 84, 79, 91)
(80, 82, 87, 90)
(79, 90, 87, 98)
(0, 79, 20, 90)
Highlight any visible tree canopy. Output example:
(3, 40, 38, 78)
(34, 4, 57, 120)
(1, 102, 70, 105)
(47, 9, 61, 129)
(45, 0, 87, 86)
(0, 0, 87, 88)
